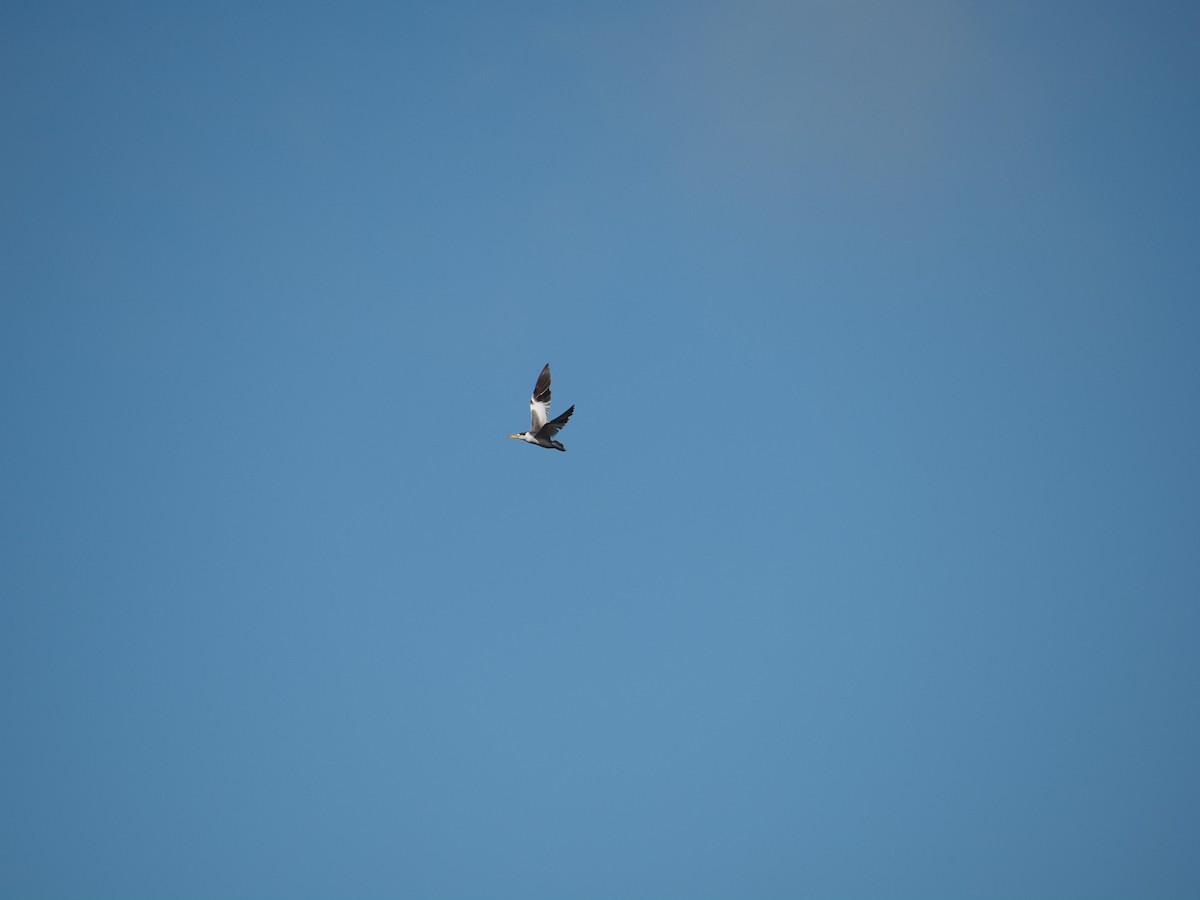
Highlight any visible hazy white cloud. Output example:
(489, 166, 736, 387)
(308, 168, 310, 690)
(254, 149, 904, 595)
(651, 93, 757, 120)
(662, 0, 977, 191)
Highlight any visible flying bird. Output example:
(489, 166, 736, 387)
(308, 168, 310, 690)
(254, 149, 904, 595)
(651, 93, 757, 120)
(508, 364, 575, 451)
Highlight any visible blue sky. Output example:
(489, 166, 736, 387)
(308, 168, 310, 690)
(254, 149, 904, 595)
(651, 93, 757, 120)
(3, 2, 1199, 897)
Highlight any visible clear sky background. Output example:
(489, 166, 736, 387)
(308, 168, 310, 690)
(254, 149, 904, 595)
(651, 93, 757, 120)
(3, 2, 1199, 897)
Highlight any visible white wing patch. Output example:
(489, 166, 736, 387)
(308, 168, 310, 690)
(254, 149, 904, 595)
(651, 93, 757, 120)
(530, 397, 549, 433)
(529, 364, 552, 432)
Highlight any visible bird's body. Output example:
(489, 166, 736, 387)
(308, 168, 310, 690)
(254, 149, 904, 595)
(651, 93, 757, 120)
(509, 364, 574, 451)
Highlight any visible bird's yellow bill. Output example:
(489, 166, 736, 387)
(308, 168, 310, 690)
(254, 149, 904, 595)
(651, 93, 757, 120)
(507, 434, 522, 439)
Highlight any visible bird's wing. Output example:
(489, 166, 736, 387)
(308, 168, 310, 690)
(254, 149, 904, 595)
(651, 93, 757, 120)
(529, 364, 552, 433)
(536, 404, 574, 440)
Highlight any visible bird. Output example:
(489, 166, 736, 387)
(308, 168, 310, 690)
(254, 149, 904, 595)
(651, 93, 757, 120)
(508, 363, 575, 451)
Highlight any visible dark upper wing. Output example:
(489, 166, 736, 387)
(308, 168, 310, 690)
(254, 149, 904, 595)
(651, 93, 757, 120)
(530, 364, 552, 432)
(535, 404, 574, 440)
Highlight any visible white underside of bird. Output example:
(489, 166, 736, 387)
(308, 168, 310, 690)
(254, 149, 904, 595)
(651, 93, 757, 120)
(508, 364, 574, 451)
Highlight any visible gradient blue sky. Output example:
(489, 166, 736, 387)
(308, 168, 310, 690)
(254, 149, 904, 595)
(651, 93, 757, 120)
(3, 2, 1199, 897)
